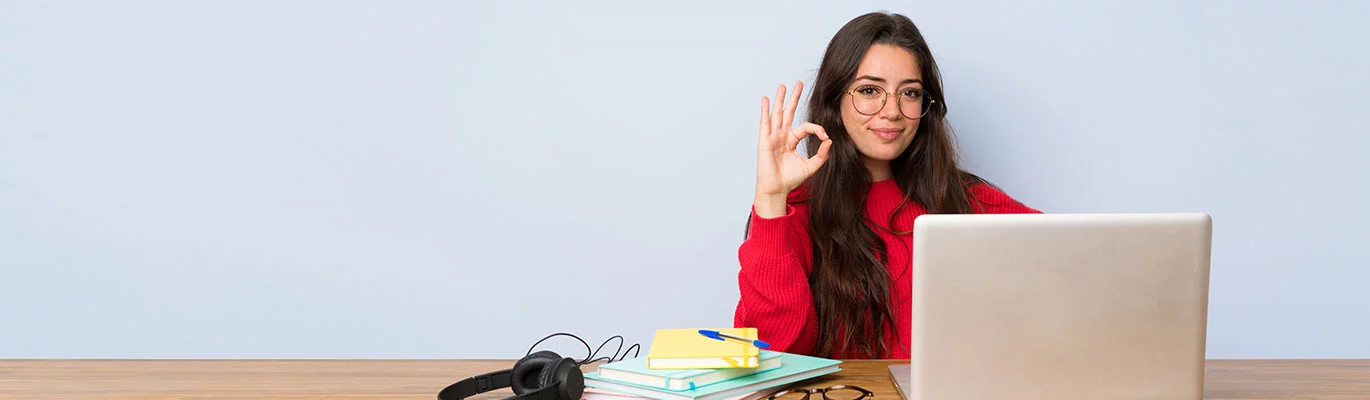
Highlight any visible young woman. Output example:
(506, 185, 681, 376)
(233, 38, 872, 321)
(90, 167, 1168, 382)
(735, 12, 1041, 359)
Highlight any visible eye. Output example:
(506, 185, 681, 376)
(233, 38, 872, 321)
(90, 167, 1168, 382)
(855, 85, 883, 97)
(902, 89, 924, 100)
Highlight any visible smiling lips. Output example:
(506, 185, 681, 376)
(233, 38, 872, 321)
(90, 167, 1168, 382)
(871, 128, 902, 140)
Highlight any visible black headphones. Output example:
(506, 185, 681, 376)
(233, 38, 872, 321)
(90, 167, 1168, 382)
(437, 350, 584, 400)
(438, 333, 641, 400)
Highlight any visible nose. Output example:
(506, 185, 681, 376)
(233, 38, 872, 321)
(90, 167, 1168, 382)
(878, 93, 903, 120)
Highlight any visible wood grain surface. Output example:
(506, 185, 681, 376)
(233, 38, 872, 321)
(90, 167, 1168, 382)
(1, 359, 1367, 399)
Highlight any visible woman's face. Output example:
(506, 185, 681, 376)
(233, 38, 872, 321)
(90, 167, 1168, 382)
(840, 44, 925, 168)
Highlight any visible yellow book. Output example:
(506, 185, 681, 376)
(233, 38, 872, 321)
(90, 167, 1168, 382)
(646, 328, 761, 369)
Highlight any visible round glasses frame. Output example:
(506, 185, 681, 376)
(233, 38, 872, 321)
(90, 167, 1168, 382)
(762, 385, 874, 400)
(845, 86, 937, 119)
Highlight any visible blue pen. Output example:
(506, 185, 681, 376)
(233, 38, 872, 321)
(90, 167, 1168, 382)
(698, 329, 771, 349)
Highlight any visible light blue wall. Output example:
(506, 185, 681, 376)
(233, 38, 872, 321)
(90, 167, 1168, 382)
(2, 1, 1366, 359)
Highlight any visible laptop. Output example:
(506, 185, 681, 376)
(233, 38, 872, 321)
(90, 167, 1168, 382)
(888, 364, 910, 399)
(905, 213, 1212, 400)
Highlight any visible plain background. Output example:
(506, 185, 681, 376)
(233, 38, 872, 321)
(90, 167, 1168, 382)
(2, 1, 1367, 359)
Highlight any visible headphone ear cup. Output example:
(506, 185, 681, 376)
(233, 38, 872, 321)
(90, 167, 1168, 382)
(511, 351, 561, 394)
(537, 357, 583, 400)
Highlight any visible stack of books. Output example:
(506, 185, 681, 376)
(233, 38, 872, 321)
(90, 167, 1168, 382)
(582, 328, 842, 400)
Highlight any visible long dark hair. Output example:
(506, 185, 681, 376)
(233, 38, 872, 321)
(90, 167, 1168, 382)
(802, 12, 986, 358)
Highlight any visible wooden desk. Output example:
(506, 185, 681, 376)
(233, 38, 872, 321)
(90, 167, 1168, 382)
(1, 359, 1367, 399)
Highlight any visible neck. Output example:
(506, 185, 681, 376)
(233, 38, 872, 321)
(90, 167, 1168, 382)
(864, 158, 892, 182)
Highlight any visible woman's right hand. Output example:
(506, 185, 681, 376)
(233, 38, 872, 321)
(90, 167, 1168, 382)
(754, 81, 832, 218)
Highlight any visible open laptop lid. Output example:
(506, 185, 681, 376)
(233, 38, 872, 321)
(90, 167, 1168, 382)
(909, 213, 1212, 400)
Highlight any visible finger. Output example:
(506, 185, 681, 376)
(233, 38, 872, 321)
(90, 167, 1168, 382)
(785, 122, 821, 150)
(760, 96, 771, 139)
(795, 122, 829, 141)
(781, 80, 803, 132)
(771, 84, 786, 137)
(806, 138, 833, 172)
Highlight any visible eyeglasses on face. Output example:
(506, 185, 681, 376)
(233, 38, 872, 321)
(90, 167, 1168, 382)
(845, 84, 936, 119)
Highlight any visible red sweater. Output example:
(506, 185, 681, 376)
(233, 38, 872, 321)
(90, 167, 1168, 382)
(734, 179, 1041, 359)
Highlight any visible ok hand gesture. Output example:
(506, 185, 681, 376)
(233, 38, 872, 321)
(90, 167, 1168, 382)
(754, 81, 832, 218)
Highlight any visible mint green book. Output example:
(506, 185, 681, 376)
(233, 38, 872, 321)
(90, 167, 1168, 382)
(584, 351, 842, 400)
(598, 351, 783, 391)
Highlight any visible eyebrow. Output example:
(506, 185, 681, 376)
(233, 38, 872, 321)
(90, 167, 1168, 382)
(854, 75, 923, 85)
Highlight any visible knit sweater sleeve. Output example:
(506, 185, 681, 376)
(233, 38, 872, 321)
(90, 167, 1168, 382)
(733, 198, 819, 355)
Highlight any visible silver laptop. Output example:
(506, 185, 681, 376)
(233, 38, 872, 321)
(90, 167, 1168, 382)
(907, 213, 1212, 400)
(888, 364, 911, 399)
